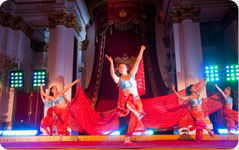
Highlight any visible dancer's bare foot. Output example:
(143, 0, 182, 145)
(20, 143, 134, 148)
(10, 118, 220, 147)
(208, 130, 214, 137)
(124, 136, 136, 145)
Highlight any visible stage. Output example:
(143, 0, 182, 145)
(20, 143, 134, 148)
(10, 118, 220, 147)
(0, 135, 238, 150)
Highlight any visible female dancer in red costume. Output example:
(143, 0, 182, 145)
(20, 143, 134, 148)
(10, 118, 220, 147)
(40, 79, 80, 135)
(40, 92, 55, 135)
(215, 84, 238, 134)
(105, 45, 146, 144)
(172, 78, 214, 142)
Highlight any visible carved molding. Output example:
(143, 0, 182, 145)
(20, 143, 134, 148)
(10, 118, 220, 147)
(0, 11, 33, 37)
(80, 39, 89, 51)
(48, 11, 82, 35)
(170, 4, 200, 23)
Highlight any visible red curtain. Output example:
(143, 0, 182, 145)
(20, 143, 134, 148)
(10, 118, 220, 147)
(14, 92, 44, 130)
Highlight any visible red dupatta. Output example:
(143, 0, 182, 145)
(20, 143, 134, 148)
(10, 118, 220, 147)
(68, 59, 224, 134)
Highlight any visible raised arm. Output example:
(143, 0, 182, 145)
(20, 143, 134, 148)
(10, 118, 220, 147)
(215, 84, 228, 100)
(40, 92, 46, 103)
(171, 84, 189, 101)
(197, 77, 208, 93)
(59, 79, 80, 95)
(130, 45, 146, 76)
(105, 54, 119, 84)
(40, 84, 53, 100)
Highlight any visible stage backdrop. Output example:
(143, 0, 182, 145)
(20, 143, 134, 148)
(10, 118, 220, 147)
(85, 0, 168, 112)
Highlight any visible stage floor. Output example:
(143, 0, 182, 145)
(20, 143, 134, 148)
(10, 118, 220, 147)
(0, 135, 238, 150)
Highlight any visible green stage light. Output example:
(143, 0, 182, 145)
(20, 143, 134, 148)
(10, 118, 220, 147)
(205, 65, 219, 82)
(9, 70, 24, 88)
(32, 70, 47, 87)
(226, 64, 239, 81)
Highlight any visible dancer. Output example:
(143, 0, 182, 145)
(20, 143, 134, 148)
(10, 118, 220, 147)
(171, 78, 214, 142)
(40, 92, 55, 135)
(40, 79, 80, 135)
(105, 45, 146, 144)
(215, 84, 238, 134)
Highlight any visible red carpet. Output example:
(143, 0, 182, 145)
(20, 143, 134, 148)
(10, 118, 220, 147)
(1, 140, 238, 149)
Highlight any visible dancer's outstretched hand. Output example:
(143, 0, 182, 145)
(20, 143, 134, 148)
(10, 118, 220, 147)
(204, 76, 209, 82)
(75, 79, 80, 83)
(105, 54, 113, 64)
(171, 83, 175, 91)
(141, 45, 146, 51)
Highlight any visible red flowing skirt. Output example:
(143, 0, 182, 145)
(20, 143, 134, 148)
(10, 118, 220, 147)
(223, 107, 238, 130)
(40, 107, 56, 134)
(54, 107, 70, 135)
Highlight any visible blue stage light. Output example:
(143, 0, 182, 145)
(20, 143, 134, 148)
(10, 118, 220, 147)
(110, 131, 120, 136)
(218, 129, 228, 134)
(103, 130, 120, 136)
(145, 130, 154, 135)
(226, 65, 239, 81)
(32, 70, 47, 87)
(133, 130, 154, 136)
(2, 130, 38, 136)
(218, 129, 239, 135)
(9, 71, 24, 88)
(230, 129, 239, 134)
(204, 65, 219, 82)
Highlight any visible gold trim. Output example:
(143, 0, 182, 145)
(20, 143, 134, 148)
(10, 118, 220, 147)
(90, 34, 106, 108)
(80, 39, 89, 51)
(48, 11, 82, 35)
(0, 11, 33, 37)
(170, 4, 200, 23)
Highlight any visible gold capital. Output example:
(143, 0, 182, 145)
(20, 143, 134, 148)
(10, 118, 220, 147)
(170, 4, 200, 23)
(0, 11, 33, 37)
(48, 11, 82, 35)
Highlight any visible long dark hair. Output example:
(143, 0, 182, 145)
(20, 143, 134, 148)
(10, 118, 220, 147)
(186, 84, 194, 95)
(119, 63, 128, 77)
(49, 86, 56, 96)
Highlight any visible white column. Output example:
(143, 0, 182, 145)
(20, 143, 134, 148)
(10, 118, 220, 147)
(173, 23, 186, 91)
(47, 25, 67, 91)
(64, 28, 74, 100)
(181, 19, 203, 87)
(173, 20, 204, 91)
(0, 25, 30, 129)
(10, 30, 25, 59)
(0, 27, 13, 55)
(82, 22, 95, 89)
